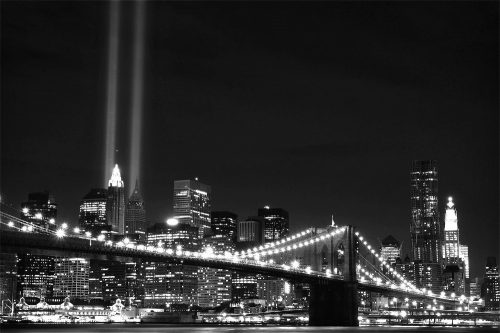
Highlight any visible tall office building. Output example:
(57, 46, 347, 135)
(197, 235, 234, 308)
(236, 216, 265, 249)
(410, 160, 441, 263)
(442, 197, 465, 294)
(410, 160, 442, 292)
(89, 259, 139, 305)
(53, 258, 89, 298)
(125, 181, 146, 241)
(17, 254, 55, 299)
(483, 257, 500, 311)
(258, 206, 289, 243)
(443, 197, 460, 265)
(173, 179, 211, 237)
(106, 164, 126, 235)
(79, 188, 108, 234)
(20, 191, 57, 230)
(211, 211, 237, 240)
(0, 253, 17, 304)
(460, 244, 470, 279)
(143, 222, 200, 307)
(380, 235, 401, 265)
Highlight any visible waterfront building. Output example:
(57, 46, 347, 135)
(173, 179, 211, 237)
(143, 222, 200, 307)
(106, 164, 126, 235)
(210, 211, 237, 240)
(17, 254, 55, 298)
(231, 273, 258, 302)
(53, 258, 89, 298)
(0, 253, 17, 304)
(258, 206, 289, 243)
(125, 181, 146, 242)
(20, 191, 57, 230)
(79, 188, 108, 234)
(197, 234, 234, 308)
(483, 257, 500, 311)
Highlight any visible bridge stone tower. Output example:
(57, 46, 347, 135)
(308, 225, 358, 326)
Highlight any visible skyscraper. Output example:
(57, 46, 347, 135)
(173, 179, 211, 237)
(483, 257, 500, 311)
(20, 191, 57, 230)
(410, 160, 441, 263)
(125, 180, 146, 241)
(197, 235, 234, 308)
(106, 164, 125, 235)
(443, 197, 460, 265)
(460, 244, 470, 279)
(410, 160, 442, 292)
(210, 211, 237, 240)
(442, 197, 465, 294)
(143, 222, 200, 307)
(258, 206, 289, 243)
(79, 188, 108, 234)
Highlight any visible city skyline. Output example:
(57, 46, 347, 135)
(1, 1, 498, 283)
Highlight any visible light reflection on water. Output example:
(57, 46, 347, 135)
(1, 325, 499, 333)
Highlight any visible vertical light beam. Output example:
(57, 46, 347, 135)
(129, 0, 146, 194)
(104, 0, 121, 186)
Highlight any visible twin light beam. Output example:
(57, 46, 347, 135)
(104, 0, 146, 195)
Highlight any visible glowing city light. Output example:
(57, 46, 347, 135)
(166, 218, 179, 226)
(56, 229, 65, 238)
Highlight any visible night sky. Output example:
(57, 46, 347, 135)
(1, 1, 498, 278)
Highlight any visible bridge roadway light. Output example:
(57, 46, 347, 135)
(85, 231, 92, 237)
(49, 218, 55, 224)
(61, 223, 68, 230)
(291, 260, 300, 269)
(56, 229, 65, 238)
(7, 221, 14, 227)
(73, 227, 80, 234)
(97, 234, 106, 242)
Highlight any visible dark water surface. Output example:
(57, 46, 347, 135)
(1, 325, 498, 333)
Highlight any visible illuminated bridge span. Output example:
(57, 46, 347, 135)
(0, 211, 458, 326)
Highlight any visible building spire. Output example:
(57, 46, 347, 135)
(108, 164, 124, 188)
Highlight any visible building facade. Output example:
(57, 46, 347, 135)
(236, 216, 265, 249)
(258, 207, 289, 243)
(53, 258, 89, 298)
(380, 235, 401, 265)
(173, 179, 211, 237)
(125, 181, 146, 242)
(197, 235, 234, 308)
(410, 160, 441, 264)
(210, 211, 237, 240)
(443, 197, 460, 265)
(79, 188, 108, 234)
(143, 222, 200, 307)
(483, 257, 500, 311)
(20, 191, 57, 230)
(106, 164, 126, 235)
(17, 254, 55, 299)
